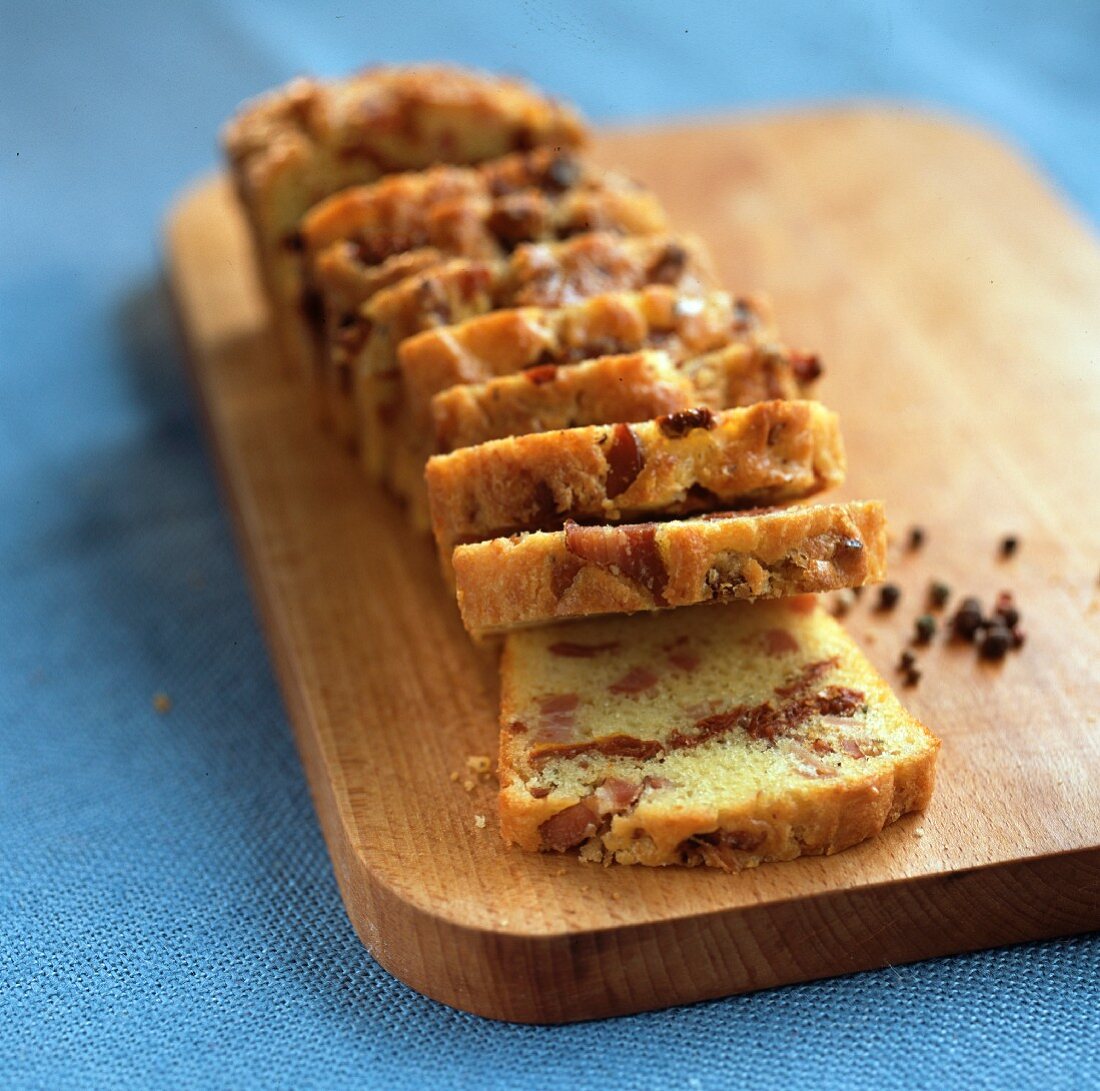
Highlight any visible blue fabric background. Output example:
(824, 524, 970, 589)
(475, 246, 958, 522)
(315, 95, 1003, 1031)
(2, 2, 1098, 1087)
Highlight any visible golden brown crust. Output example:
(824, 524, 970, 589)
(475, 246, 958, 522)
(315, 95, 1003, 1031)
(429, 341, 819, 452)
(454, 501, 885, 634)
(427, 399, 844, 558)
(497, 601, 939, 866)
(356, 234, 710, 473)
(222, 66, 587, 370)
(399, 287, 773, 438)
(303, 150, 644, 444)
(431, 351, 697, 451)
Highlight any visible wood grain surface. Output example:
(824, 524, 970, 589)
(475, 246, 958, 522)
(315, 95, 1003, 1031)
(165, 107, 1100, 1024)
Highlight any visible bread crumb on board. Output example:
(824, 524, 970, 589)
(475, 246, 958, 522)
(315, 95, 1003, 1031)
(474, 814, 486, 829)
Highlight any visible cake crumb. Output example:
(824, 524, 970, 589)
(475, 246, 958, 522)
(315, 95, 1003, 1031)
(914, 827, 925, 838)
(449, 771, 460, 783)
(610, 892, 622, 901)
(473, 814, 486, 829)
(152, 692, 172, 714)
(462, 778, 476, 792)
(466, 754, 492, 776)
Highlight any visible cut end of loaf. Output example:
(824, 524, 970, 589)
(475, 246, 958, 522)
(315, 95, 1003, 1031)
(499, 599, 939, 868)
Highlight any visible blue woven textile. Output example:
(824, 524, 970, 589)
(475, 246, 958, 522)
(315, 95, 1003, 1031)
(2, 3, 1098, 1087)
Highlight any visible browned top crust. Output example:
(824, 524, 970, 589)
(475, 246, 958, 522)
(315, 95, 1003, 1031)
(223, 65, 587, 214)
(453, 501, 887, 634)
(398, 287, 774, 434)
(299, 147, 611, 256)
(425, 399, 845, 556)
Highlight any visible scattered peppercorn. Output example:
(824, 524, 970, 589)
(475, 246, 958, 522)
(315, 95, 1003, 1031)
(898, 650, 917, 672)
(979, 624, 1013, 661)
(876, 583, 901, 611)
(907, 526, 926, 550)
(993, 590, 1020, 629)
(902, 666, 922, 687)
(952, 596, 985, 641)
(1000, 535, 1019, 558)
(928, 580, 951, 609)
(913, 614, 937, 644)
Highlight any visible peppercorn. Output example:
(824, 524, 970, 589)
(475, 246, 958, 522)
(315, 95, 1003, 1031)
(914, 614, 937, 644)
(876, 583, 901, 611)
(907, 526, 926, 551)
(898, 650, 917, 672)
(979, 624, 1013, 660)
(902, 666, 922, 687)
(952, 596, 984, 641)
(928, 580, 951, 609)
(1000, 535, 1019, 558)
(994, 590, 1020, 629)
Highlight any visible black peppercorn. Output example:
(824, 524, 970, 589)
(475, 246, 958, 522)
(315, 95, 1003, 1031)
(898, 650, 917, 672)
(979, 624, 1013, 660)
(952, 596, 984, 641)
(877, 583, 901, 611)
(928, 580, 951, 609)
(1000, 535, 1019, 558)
(903, 666, 922, 687)
(994, 590, 1020, 629)
(907, 526, 926, 550)
(914, 614, 937, 644)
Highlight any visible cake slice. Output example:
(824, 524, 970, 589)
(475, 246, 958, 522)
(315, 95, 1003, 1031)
(399, 287, 773, 438)
(454, 501, 884, 636)
(426, 399, 844, 560)
(222, 65, 587, 370)
(357, 233, 712, 472)
(430, 343, 821, 452)
(498, 598, 939, 867)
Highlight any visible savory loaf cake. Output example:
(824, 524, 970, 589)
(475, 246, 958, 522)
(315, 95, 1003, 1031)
(454, 501, 885, 635)
(430, 342, 821, 452)
(358, 234, 713, 473)
(426, 399, 844, 559)
(222, 65, 587, 369)
(498, 598, 939, 866)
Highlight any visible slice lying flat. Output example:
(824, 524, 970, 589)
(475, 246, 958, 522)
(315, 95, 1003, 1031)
(426, 399, 845, 561)
(454, 501, 884, 636)
(499, 598, 939, 867)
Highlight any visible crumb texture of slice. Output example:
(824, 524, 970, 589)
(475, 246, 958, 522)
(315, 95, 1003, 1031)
(427, 399, 844, 556)
(454, 501, 886, 634)
(498, 600, 939, 867)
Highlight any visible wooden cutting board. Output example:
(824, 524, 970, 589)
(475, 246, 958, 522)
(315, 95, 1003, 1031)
(165, 107, 1100, 1024)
